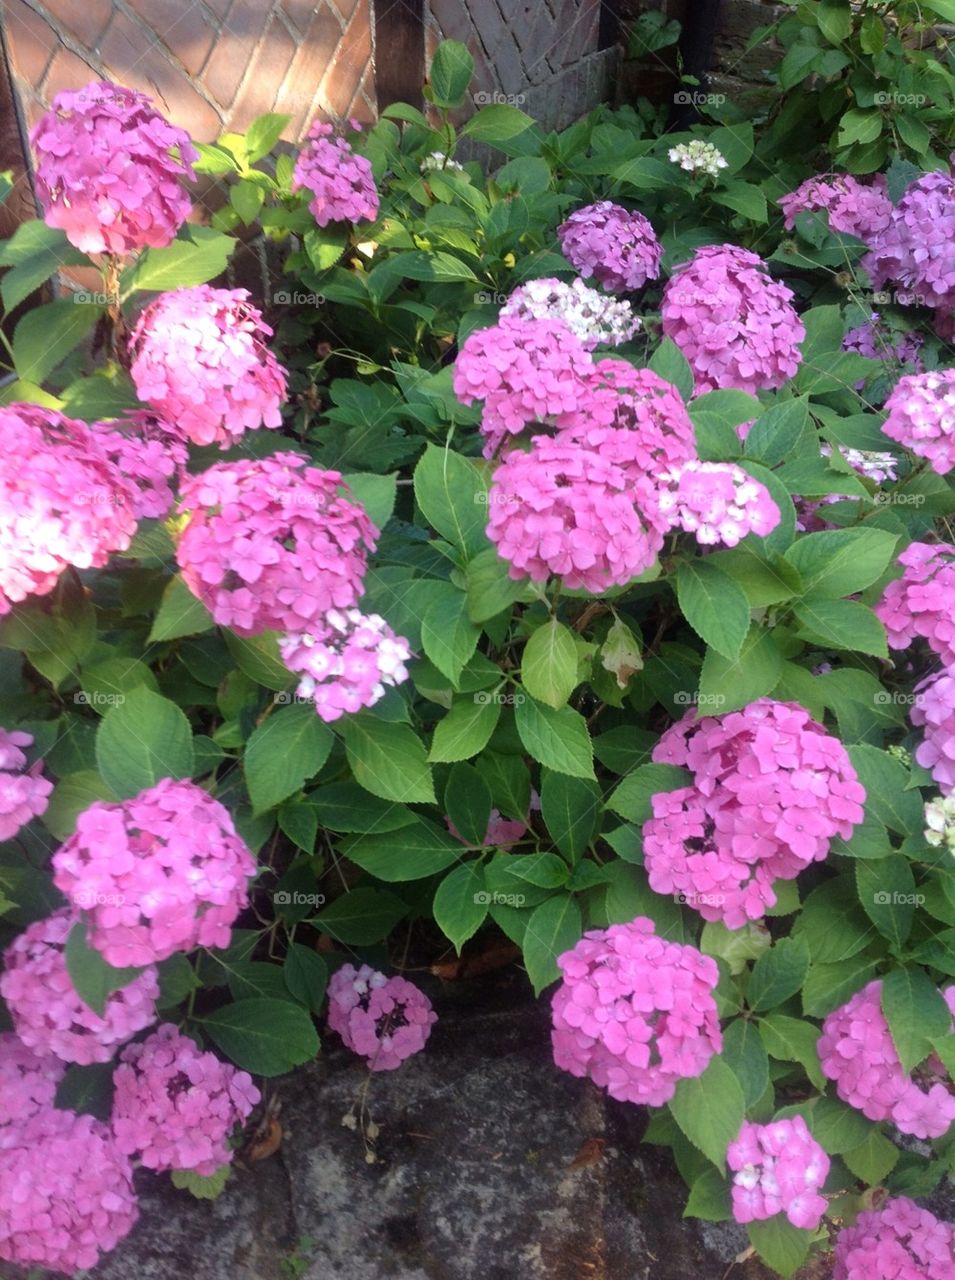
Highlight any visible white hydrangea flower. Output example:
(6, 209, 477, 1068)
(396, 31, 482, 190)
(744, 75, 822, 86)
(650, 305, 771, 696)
(925, 795, 955, 853)
(421, 151, 464, 175)
(668, 141, 728, 179)
(499, 276, 640, 349)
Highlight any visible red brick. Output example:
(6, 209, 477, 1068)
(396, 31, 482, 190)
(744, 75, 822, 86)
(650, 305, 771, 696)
(273, 7, 342, 124)
(41, 47, 100, 97)
(205, 0, 233, 17)
(331, 0, 360, 24)
(322, 6, 370, 118)
(204, 0, 273, 108)
(124, 0, 216, 77)
(226, 16, 297, 131)
(39, 0, 111, 48)
(282, 0, 319, 35)
(3, 1, 58, 88)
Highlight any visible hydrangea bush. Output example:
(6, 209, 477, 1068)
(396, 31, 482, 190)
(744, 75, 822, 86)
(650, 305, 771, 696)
(0, 39, 954, 1279)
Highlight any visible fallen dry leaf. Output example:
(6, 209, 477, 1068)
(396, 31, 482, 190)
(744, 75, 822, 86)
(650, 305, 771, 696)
(567, 1137, 605, 1169)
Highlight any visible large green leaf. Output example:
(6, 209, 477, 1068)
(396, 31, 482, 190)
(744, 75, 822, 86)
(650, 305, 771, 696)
(676, 560, 750, 661)
(342, 817, 464, 880)
(96, 687, 194, 799)
(521, 620, 579, 709)
(0, 220, 87, 311)
(522, 893, 582, 994)
(881, 967, 953, 1073)
(244, 703, 334, 814)
(341, 717, 436, 803)
(747, 937, 811, 1012)
(311, 887, 408, 944)
(540, 771, 601, 863)
(428, 39, 475, 108)
(433, 862, 488, 952)
(413, 444, 489, 559)
(12, 300, 101, 384)
(747, 1218, 813, 1279)
(668, 1056, 746, 1170)
(698, 624, 782, 713)
(64, 922, 144, 1017)
(122, 225, 234, 293)
(784, 528, 898, 599)
(201, 998, 318, 1076)
(514, 695, 595, 779)
(429, 693, 501, 763)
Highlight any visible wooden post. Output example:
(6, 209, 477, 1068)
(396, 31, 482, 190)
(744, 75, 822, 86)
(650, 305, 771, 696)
(373, 0, 425, 112)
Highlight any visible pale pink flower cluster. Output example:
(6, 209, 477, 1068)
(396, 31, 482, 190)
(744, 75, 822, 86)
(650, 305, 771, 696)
(279, 609, 412, 722)
(818, 979, 955, 1139)
(129, 286, 288, 448)
(176, 455, 377, 635)
(912, 672, 955, 793)
(842, 316, 923, 373)
(551, 917, 722, 1106)
(661, 244, 805, 394)
(327, 964, 437, 1071)
(500, 277, 639, 348)
(557, 201, 663, 292)
(778, 173, 892, 242)
(866, 169, 955, 309)
(876, 541, 955, 667)
(292, 120, 379, 226)
(92, 411, 187, 520)
(31, 80, 197, 256)
(644, 700, 866, 928)
(833, 1196, 955, 1280)
(820, 443, 898, 484)
(0, 727, 52, 842)
(0, 404, 136, 615)
(0, 1033, 65, 1125)
(727, 1117, 830, 1230)
(656, 460, 780, 546)
(112, 1024, 260, 1176)
(0, 1107, 138, 1274)
(881, 369, 955, 475)
(0, 910, 159, 1065)
(52, 777, 256, 968)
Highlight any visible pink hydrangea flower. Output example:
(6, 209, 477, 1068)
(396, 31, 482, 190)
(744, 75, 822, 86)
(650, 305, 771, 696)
(0, 404, 136, 615)
(0, 1032, 65, 1126)
(92, 410, 187, 520)
(645, 700, 866, 927)
(486, 436, 664, 592)
(727, 1117, 830, 1230)
(881, 369, 955, 475)
(292, 121, 379, 226)
(0, 727, 52, 842)
(446, 809, 527, 847)
(500, 277, 639, 348)
(278, 609, 411, 722)
(0, 1107, 138, 1274)
(112, 1023, 260, 1175)
(327, 964, 436, 1071)
(875, 541, 955, 667)
(551, 917, 722, 1106)
(912, 672, 955, 793)
(557, 201, 663, 292)
(656, 460, 780, 546)
(818, 979, 955, 1139)
(52, 778, 256, 968)
(866, 169, 955, 309)
(129, 286, 288, 447)
(843, 315, 923, 373)
(661, 244, 805, 394)
(176, 454, 377, 636)
(833, 1196, 955, 1280)
(31, 80, 196, 256)
(0, 910, 159, 1064)
(778, 173, 893, 242)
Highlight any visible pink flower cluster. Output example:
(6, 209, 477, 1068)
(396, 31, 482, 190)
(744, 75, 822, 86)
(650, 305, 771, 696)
(0, 1032, 65, 1125)
(31, 80, 197, 256)
(876, 541, 955, 667)
(842, 316, 923, 373)
(176, 455, 377, 636)
(500, 276, 639, 348)
(727, 1117, 830, 1230)
(881, 369, 955, 476)
(486, 437, 664, 592)
(778, 173, 892, 242)
(833, 1196, 955, 1280)
(0, 1107, 138, 1274)
(447, 809, 527, 847)
(557, 201, 663, 292)
(52, 778, 256, 968)
(112, 1024, 260, 1175)
(551, 917, 722, 1106)
(866, 169, 955, 309)
(129, 286, 288, 448)
(0, 910, 159, 1065)
(661, 244, 805, 394)
(912, 672, 955, 793)
(327, 964, 437, 1071)
(292, 120, 379, 226)
(0, 404, 136, 615)
(656, 461, 780, 546)
(279, 609, 411, 721)
(818, 979, 955, 1139)
(0, 727, 52, 842)
(644, 700, 866, 928)
(92, 411, 187, 520)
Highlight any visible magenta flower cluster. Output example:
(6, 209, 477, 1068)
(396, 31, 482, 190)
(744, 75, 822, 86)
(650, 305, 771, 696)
(129, 285, 288, 448)
(279, 609, 412, 722)
(31, 80, 197, 256)
(52, 777, 256, 968)
(842, 316, 923, 374)
(656, 460, 780, 546)
(292, 120, 379, 226)
(0, 726, 52, 842)
(882, 369, 955, 476)
(832, 1196, 955, 1280)
(778, 173, 892, 243)
(866, 169, 955, 309)
(550, 917, 722, 1106)
(92, 411, 187, 520)
(644, 700, 866, 928)
(112, 1024, 260, 1175)
(818, 979, 955, 1139)
(327, 964, 437, 1071)
(557, 201, 663, 292)
(876, 541, 955, 668)
(0, 1032, 65, 1126)
(177, 454, 377, 636)
(912, 672, 955, 793)
(661, 244, 805, 394)
(727, 1117, 830, 1230)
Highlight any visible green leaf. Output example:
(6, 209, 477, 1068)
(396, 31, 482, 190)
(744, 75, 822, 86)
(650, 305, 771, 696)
(809, 1096, 872, 1154)
(784, 528, 898, 599)
(698, 624, 782, 714)
(747, 937, 811, 1012)
(743, 398, 810, 468)
(747, 1218, 812, 1278)
(245, 112, 290, 161)
(843, 1128, 899, 1184)
(462, 103, 534, 142)
(676, 560, 750, 661)
(230, 179, 265, 224)
(669, 1056, 746, 1170)
(385, 249, 478, 283)
(444, 762, 492, 845)
(793, 598, 888, 657)
(54, 1062, 115, 1120)
(311, 887, 408, 944)
(421, 591, 480, 686)
(64, 921, 144, 1017)
(522, 893, 582, 994)
(509, 852, 569, 888)
(648, 337, 694, 400)
(837, 108, 882, 148)
(283, 944, 328, 1014)
(0, 220, 87, 311)
(341, 717, 435, 803)
(342, 817, 465, 880)
(711, 182, 767, 223)
(817, 0, 852, 43)
(429, 693, 501, 762)
(465, 546, 528, 622)
(856, 857, 917, 948)
(223, 630, 289, 692)
(846, 745, 923, 836)
(413, 444, 489, 559)
(521, 620, 579, 709)
(429, 39, 475, 108)
(723, 1019, 771, 1114)
(759, 1014, 825, 1089)
(96, 687, 195, 799)
(433, 862, 488, 952)
(684, 1168, 732, 1221)
(244, 703, 334, 814)
(171, 1165, 231, 1200)
(881, 967, 953, 1073)
(44, 771, 116, 841)
(201, 998, 318, 1076)
(514, 695, 595, 779)
(540, 772, 600, 863)
(606, 762, 690, 823)
(309, 783, 416, 833)
(802, 955, 878, 1019)
(340, 472, 397, 530)
(12, 300, 101, 384)
(122, 225, 234, 293)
